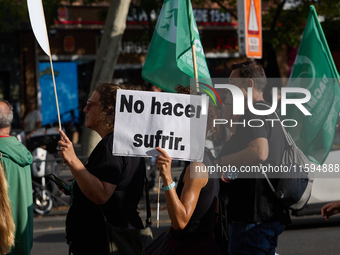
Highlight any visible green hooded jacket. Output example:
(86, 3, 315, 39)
(0, 136, 33, 255)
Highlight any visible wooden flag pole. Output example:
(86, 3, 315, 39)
(48, 56, 62, 130)
(191, 44, 199, 92)
(36, 0, 62, 131)
(157, 176, 161, 228)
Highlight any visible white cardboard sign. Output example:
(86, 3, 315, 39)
(113, 90, 208, 162)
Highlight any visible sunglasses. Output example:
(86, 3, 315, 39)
(85, 100, 100, 111)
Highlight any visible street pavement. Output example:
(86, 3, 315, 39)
(33, 209, 340, 255)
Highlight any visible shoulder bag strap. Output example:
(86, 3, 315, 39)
(255, 102, 294, 146)
(254, 102, 290, 194)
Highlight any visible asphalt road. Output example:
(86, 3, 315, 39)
(32, 206, 171, 255)
(32, 208, 340, 255)
(276, 214, 340, 255)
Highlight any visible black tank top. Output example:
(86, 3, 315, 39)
(171, 148, 220, 240)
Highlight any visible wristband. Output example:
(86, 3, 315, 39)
(161, 181, 175, 191)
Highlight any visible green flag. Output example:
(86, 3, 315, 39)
(142, 0, 211, 93)
(286, 5, 340, 164)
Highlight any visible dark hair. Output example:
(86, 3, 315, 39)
(231, 60, 267, 92)
(94, 82, 126, 127)
(0, 100, 13, 128)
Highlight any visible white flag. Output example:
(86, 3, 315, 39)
(27, 0, 50, 56)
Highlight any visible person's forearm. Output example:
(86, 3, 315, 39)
(220, 138, 268, 167)
(220, 147, 263, 168)
(162, 175, 190, 230)
(68, 158, 112, 204)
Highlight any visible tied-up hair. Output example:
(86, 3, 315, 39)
(0, 159, 15, 254)
(0, 100, 13, 128)
(94, 82, 126, 128)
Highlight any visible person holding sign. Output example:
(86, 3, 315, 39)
(155, 86, 221, 255)
(57, 83, 149, 254)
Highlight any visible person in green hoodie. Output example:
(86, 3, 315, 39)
(0, 99, 33, 255)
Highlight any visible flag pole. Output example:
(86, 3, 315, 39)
(157, 176, 161, 228)
(37, 0, 62, 131)
(192, 45, 199, 92)
(48, 56, 62, 130)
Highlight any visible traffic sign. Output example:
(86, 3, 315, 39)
(237, 0, 262, 59)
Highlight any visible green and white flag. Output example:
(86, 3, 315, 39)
(286, 5, 340, 164)
(142, 0, 211, 92)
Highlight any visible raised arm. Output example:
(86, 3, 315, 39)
(57, 129, 116, 204)
(156, 147, 208, 230)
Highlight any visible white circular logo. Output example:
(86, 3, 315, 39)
(289, 55, 315, 90)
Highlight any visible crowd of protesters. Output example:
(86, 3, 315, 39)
(1, 60, 340, 255)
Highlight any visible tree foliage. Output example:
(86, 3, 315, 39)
(0, 0, 63, 32)
(262, 0, 340, 50)
(0, 0, 29, 32)
(194, 0, 340, 51)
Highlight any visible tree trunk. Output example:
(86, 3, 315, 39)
(81, 0, 132, 156)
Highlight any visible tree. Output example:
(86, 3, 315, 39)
(81, 0, 132, 156)
(0, 0, 63, 32)
(198, 0, 340, 76)
(0, 0, 137, 155)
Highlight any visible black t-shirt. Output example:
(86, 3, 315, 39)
(219, 101, 290, 224)
(66, 132, 145, 241)
(171, 148, 220, 240)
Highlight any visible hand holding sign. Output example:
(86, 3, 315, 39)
(156, 147, 172, 178)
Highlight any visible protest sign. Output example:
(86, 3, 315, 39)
(113, 90, 208, 162)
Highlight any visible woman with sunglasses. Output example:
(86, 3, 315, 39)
(57, 83, 149, 254)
